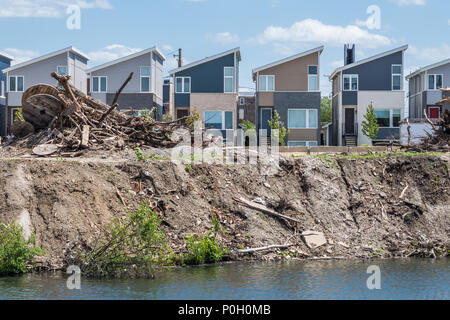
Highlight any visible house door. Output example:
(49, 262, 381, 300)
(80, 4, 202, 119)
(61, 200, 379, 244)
(176, 108, 189, 119)
(429, 107, 440, 119)
(345, 108, 355, 135)
(261, 108, 272, 136)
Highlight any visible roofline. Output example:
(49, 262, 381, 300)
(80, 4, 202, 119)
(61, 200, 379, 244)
(0, 51, 14, 61)
(406, 58, 450, 80)
(329, 45, 408, 80)
(4, 46, 89, 73)
(86, 46, 166, 73)
(252, 46, 324, 75)
(169, 47, 241, 75)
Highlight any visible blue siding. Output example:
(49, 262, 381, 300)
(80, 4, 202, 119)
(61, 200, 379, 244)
(342, 91, 357, 105)
(343, 51, 403, 91)
(175, 93, 190, 108)
(175, 53, 235, 93)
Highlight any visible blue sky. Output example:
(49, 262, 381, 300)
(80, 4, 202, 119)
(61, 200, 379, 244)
(1, 0, 449, 96)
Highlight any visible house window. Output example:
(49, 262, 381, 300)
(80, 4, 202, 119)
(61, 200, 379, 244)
(287, 109, 318, 129)
(92, 76, 107, 93)
(204, 111, 233, 130)
(343, 75, 358, 91)
(175, 77, 191, 93)
(141, 66, 151, 92)
(428, 74, 443, 90)
(308, 65, 318, 91)
(259, 75, 274, 92)
(374, 109, 401, 128)
(9, 76, 24, 92)
(224, 67, 234, 93)
(57, 66, 68, 76)
(288, 141, 318, 147)
(392, 65, 402, 91)
(239, 97, 245, 105)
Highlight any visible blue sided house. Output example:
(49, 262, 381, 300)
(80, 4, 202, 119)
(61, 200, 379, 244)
(0, 51, 14, 137)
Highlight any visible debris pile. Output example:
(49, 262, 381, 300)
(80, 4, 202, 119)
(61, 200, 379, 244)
(4, 72, 195, 157)
(420, 109, 450, 150)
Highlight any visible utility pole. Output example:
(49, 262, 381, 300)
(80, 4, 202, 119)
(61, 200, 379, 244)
(174, 48, 182, 68)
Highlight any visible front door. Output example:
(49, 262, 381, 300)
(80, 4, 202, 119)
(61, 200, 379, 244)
(176, 108, 189, 119)
(429, 107, 440, 119)
(261, 108, 273, 136)
(345, 108, 355, 135)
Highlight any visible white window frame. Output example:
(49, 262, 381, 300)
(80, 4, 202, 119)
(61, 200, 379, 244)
(392, 64, 402, 91)
(224, 67, 235, 93)
(308, 65, 319, 92)
(343, 74, 358, 91)
(204, 110, 234, 130)
(140, 66, 151, 93)
(428, 74, 443, 91)
(92, 76, 107, 93)
(8, 75, 24, 92)
(287, 141, 318, 147)
(287, 109, 318, 129)
(239, 97, 245, 105)
(259, 75, 275, 92)
(175, 77, 191, 94)
(0, 80, 4, 97)
(57, 65, 68, 76)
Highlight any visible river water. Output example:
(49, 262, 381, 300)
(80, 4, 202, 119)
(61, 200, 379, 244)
(0, 259, 448, 300)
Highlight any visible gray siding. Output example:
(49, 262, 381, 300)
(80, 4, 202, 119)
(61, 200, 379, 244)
(273, 92, 321, 145)
(342, 91, 357, 105)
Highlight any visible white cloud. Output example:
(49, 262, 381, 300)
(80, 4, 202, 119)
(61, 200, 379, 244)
(206, 32, 240, 46)
(87, 44, 142, 66)
(256, 19, 392, 49)
(0, 0, 112, 18)
(1, 48, 40, 64)
(331, 59, 344, 68)
(161, 44, 174, 53)
(390, 0, 426, 6)
(409, 44, 450, 63)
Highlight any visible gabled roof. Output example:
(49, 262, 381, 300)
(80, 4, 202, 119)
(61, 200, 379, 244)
(169, 47, 241, 75)
(0, 51, 14, 61)
(329, 45, 408, 80)
(87, 47, 166, 73)
(252, 46, 324, 77)
(4, 46, 89, 73)
(406, 58, 450, 80)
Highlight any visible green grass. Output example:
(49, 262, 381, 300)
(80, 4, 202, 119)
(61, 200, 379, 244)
(184, 231, 227, 265)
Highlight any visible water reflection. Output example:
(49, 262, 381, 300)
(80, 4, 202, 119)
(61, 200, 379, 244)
(0, 259, 448, 300)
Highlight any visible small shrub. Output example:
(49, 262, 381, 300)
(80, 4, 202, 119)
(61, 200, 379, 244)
(185, 163, 192, 173)
(134, 147, 146, 161)
(184, 231, 226, 265)
(0, 223, 43, 275)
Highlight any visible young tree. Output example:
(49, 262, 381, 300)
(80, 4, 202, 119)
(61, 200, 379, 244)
(361, 103, 380, 144)
(320, 97, 332, 125)
(268, 110, 289, 146)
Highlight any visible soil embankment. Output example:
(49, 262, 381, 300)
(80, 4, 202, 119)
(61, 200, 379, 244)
(0, 153, 448, 270)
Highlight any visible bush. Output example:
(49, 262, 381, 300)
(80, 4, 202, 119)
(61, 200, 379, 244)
(0, 223, 43, 275)
(80, 202, 174, 278)
(184, 230, 226, 265)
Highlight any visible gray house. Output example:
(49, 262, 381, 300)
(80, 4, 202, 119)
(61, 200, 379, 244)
(0, 51, 14, 137)
(4, 46, 89, 135)
(329, 45, 408, 146)
(87, 47, 165, 120)
(252, 46, 324, 146)
(406, 58, 450, 120)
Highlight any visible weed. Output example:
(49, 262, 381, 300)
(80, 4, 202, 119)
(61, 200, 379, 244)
(0, 223, 43, 275)
(184, 230, 226, 265)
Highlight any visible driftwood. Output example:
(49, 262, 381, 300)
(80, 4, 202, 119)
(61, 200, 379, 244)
(234, 197, 302, 224)
(236, 244, 294, 254)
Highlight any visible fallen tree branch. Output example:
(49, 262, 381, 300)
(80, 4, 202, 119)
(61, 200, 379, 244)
(235, 244, 294, 254)
(99, 72, 134, 125)
(234, 197, 302, 224)
(399, 185, 409, 199)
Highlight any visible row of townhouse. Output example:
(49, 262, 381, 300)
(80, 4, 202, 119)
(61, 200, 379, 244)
(0, 44, 448, 146)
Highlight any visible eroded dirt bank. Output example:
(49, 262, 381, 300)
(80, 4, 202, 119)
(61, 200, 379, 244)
(0, 153, 449, 270)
